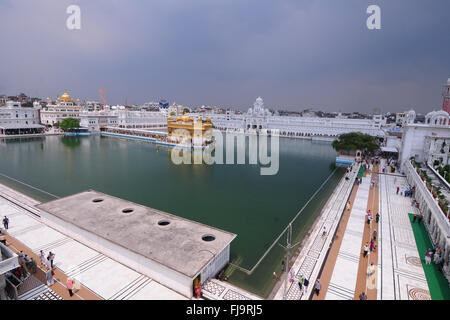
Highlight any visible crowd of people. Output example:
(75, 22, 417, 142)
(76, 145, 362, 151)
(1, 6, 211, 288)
(396, 184, 415, 197)
(381, 158, 400, 174)
(424, 244, 446, 271)
(363, 209, 379, 258)
(103, 128, 214, 147)
(1, 215, 79, 298)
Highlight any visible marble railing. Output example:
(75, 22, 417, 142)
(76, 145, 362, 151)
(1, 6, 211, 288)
(426, 162, 450, 190)
(405, 160, 450, 235)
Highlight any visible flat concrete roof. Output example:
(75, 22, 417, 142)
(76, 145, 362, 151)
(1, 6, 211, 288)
(37, 190, 236, 278)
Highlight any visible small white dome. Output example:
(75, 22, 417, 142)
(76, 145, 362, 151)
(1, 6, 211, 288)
(434, 110, 449, 117)
(426, 111, 436, 118)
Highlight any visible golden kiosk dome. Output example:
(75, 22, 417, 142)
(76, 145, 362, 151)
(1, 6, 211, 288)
(179, 114, 192, 122)
(59, 90, 73, 103)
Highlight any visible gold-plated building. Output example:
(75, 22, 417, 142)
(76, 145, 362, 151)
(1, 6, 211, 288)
(167, 115, 213, 142)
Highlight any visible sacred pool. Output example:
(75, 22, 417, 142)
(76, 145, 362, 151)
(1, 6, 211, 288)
(0, 135, 344, 298)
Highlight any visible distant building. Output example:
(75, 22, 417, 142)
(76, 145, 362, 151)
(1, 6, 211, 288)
(79, 111, 119, 132)
(301, 109, 317, 117)
(85, 101, 101, 112)
(16, 93, 29, 104)
(0, 101, 44, 135)
(396, 112, 406, 126)
(116, 110, 166, 129)
(143, 101, 160, 111)
(196, 97, 386, 139)
(40, 90, 84, 126)
(79, 109, 167, 132)
(0, 95, 7, 106)
(442, 78, 450, 113)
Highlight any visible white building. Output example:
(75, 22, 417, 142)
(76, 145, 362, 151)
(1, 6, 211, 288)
(117, 110, 167, 129)
(40, 91, 85, 126)
(424, 136, 450, 167)
(0, 101, 44, 135)
(194, 97, 386, 139)
(79, 111, 119, 132)
(143, 101, 160, 109)
(85, 101, 101, 112)
(79, 109, 167, 132)
(399, 110, 450, 167)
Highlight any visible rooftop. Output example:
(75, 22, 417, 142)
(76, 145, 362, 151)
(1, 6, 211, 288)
(0, 124, 45, 130)
(36, 190, 236, 278)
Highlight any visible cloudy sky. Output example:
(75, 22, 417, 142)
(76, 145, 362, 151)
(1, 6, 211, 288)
(0, 0, 449, 113)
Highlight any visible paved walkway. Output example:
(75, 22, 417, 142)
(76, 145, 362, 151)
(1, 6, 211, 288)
(0, 184, 187, 300)
(353, 166, 380, 300)
(308, 169, 361, 300)
(301, 159, 433, 300)
(323, 169, 371, 299)
(273, 164, 360, 300)
(202, 279, 262, 300)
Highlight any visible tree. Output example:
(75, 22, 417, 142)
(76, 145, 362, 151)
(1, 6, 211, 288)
(59, 118, 80, 131)
(332, 132, 379, 154)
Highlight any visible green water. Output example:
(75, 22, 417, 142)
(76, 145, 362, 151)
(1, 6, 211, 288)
(0, 135, 344, 297)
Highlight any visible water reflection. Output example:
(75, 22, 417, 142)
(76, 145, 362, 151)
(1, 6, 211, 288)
(60, 136, 82, 148)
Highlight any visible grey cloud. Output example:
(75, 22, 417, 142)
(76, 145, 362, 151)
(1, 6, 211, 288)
(0, 0, 449, 113)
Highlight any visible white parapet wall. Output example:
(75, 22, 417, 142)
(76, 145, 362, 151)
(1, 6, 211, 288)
(404, 160, 450, 282)
(0, 243, 19, 276)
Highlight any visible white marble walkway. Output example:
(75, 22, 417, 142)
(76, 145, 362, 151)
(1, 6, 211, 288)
(273, 164, 360, 300)
(0, 186, 186, 300)
(202, 279, 262, 300)
(378, 171, 431, 300)
(324, 173, 371, 300)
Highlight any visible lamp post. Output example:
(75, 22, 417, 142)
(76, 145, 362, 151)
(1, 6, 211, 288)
(278, 223, 302, 300)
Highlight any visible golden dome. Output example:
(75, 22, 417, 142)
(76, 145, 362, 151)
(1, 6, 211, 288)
(180, 114, 191, 122)
(59, 90, 73, 103)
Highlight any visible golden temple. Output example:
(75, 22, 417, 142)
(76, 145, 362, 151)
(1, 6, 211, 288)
(167, 115, 213, 141)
